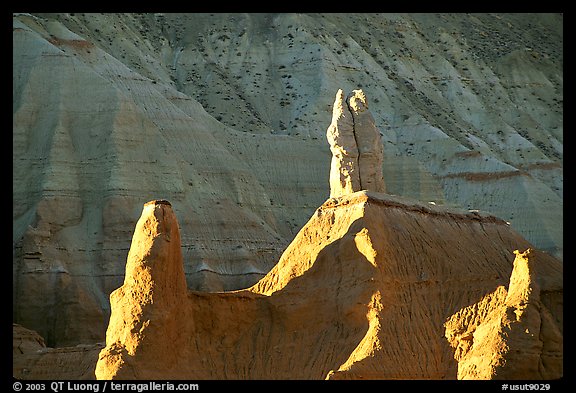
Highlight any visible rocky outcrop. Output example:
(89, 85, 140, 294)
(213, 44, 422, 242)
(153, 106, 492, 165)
(13, 324, 103, 380)
(96, 193, 562, 379)
(13, 323, 46, 355)
(327, 89, 386, 197)
(444, 249, 563, 379)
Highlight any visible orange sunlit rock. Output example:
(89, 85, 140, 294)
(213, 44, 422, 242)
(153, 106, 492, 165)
(444, 248, 562, 379)
(95, 192, 562, 379)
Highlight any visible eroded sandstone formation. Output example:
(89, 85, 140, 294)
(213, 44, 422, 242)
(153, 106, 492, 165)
(13, 13, 562, 348)
(96, 193, 562, 380)
(13, 323, 46, 355)
(13, 324, 103, 380)
(444, 249, 563, 379)
(95, 200, 189, 379)
(327, 89, 386, 197)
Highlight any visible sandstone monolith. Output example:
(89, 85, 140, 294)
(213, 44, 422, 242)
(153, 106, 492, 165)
(95, 200, 189, 380)
(327, 89, 386, 198)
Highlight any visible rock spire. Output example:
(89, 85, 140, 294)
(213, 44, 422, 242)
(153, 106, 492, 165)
(326, 89, 386, 198)
(95, 200, 189, 379)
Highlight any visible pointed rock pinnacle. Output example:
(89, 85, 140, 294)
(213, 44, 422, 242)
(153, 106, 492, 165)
(326, 89, 386, 198)
(95, 200, 188, 379)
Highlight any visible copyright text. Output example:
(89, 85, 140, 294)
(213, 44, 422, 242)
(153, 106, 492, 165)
(12, 382, 199, 393)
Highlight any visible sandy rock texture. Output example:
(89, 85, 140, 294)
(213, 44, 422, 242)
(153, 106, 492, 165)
(13, 13, 562, 347)
(13, 324, 103, 379)
(444, 249, 562, 379)
(96, 195, 562, 380)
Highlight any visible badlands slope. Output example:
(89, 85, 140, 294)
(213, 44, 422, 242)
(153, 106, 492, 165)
(13, 13, 562, 347)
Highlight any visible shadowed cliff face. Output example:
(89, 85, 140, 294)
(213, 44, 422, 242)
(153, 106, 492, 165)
(13, 13, 562, 346)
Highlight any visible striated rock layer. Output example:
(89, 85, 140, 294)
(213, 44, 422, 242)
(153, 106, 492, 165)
(96, 195, 562, 380)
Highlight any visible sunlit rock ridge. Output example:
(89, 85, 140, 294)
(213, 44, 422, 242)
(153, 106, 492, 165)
(94, 196, 562, 379)
(13, 13, 562, 347)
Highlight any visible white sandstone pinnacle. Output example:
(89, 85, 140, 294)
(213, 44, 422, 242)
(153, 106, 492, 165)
(326, 89, 386, 198)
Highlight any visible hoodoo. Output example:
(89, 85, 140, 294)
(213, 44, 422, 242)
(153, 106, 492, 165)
(326, 89, 386, 198)
(95, 200, 189, 379)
